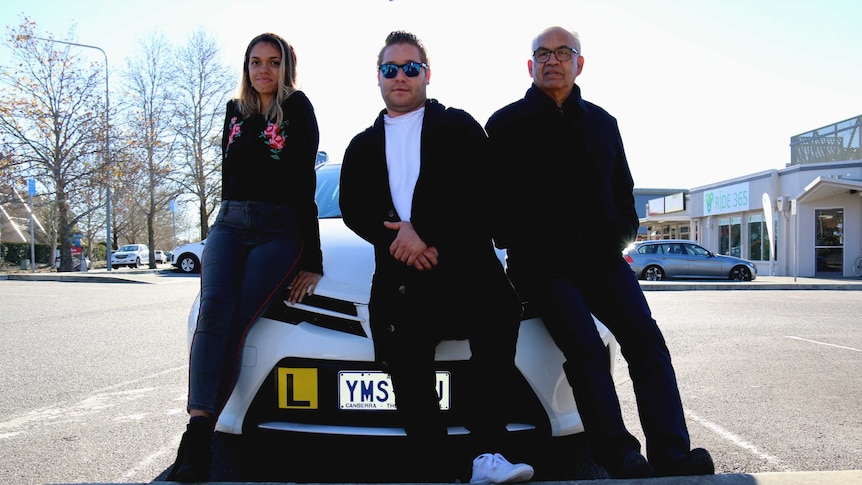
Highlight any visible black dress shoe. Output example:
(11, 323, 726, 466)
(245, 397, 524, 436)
(166, 421, 213, 482)
(609, 450, 655, 479)
(668, 448, 715, 476)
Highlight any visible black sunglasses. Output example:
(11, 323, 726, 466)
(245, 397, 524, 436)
(378, 61, 428, 79)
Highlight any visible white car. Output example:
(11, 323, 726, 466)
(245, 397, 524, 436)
(185, 162, 618, 479)
(111, 244, 149, 269)
(171, 240, 205, 274)
(154, 250, 169, 265)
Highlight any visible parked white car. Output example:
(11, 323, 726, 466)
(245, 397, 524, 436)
(111, 244, 149, 269)
(154, 250, 169, 265)
(184, 162, 619, 480)
(171, 240, 205, 274)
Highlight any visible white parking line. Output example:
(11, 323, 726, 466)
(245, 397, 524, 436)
(786, 336, 862, 352)
(115, 433, 182, 482)
(0, 366, 187, 437)
(615, 364, 790, 470)
(95, 365, 188, 393)
(685, 410, 791, 471)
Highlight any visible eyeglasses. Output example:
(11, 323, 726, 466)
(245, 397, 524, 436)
(378, 61, 428, 79)
(532, 47, 578, 63)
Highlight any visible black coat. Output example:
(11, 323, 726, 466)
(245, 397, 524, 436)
(486, 83, 640, 273)
(340, 99, 520, 360)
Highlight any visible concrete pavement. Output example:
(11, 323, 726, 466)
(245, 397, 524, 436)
(5, 266, 862, 291)
(0, 265, 182, 283)
(638, 274, 862, 291)
(51, 469, 862, 484)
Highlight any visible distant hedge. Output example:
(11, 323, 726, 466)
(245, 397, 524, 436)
(1, 242, 52, 265)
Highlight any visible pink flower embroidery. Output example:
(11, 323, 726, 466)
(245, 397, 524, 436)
(264, 123, 279, 138)
(268, 133, 285, 150)
(227, 116, 242, 148)
(261, 121, 288, 160)
(227, 117, 287, 160)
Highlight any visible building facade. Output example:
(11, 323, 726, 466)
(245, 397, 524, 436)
(640, 114, 862, 278)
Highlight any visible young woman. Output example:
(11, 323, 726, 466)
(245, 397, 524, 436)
(167, 32, 323, 482)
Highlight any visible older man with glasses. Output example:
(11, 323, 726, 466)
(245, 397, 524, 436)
(486, 26, 715, 479)
(339, 30, 533, 484)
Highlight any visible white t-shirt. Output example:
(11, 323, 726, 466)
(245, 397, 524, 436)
(384, 107, 425, 222)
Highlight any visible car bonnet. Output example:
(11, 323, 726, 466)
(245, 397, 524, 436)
(315, 218, 374, 304)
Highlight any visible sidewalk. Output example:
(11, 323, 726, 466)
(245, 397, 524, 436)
(638, 274, 862, 291)
(0, 265, 181, 284)
(5, 267, 862, 291)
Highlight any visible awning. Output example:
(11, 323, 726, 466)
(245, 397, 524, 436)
(796, 176, 862, 204)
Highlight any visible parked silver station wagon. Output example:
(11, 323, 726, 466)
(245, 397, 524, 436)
(623, 239, 757, 281)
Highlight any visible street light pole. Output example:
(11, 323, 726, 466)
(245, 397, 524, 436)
(31, 36, 112, 271)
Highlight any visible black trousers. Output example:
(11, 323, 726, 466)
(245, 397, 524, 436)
(509, 256, 691, 474)
(372, 279, 523, 479)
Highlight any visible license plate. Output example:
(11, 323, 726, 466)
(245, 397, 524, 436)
(338, 371, 450, 411)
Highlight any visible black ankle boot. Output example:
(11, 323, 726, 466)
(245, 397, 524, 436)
(668, 448, 715, 476)
(608, 449, 655, 479)
(166, 420, 213, 482)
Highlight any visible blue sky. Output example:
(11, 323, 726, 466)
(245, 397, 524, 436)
(3, 0, 862, 190)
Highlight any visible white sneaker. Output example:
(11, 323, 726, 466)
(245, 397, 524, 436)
(470, 452, 534, 484)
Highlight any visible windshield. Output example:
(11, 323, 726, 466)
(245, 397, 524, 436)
(315, 163, 342, 219)
(119, 245, 138, 251)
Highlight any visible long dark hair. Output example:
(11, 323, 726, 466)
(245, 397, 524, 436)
(236, 32, 298, 124)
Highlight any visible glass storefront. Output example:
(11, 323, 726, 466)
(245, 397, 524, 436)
(719, 217, 742, 257)
(747, 214, 774, 262)
(814, 208, 843, 274)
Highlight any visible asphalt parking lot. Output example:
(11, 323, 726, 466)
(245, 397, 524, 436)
(6, 269, 861, 484)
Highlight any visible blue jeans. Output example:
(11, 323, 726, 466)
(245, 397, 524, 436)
(187, 200, 304, 415)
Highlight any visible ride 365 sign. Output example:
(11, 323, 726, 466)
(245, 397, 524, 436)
(704, 182, 750, 216)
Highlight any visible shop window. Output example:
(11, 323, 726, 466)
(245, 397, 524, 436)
(719, 217, 742, 257)
(747, 215, 773, 261)
(730, 217, 741, 257)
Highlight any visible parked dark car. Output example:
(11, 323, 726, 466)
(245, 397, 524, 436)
(623, 239, 757, 281)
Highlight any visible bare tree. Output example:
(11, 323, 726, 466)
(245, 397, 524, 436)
(171, 28, 234, 240)
(0, 18, 109, 271)
(120, 32, 181, 267)
(76, 181, 107, 261)
(106, 172, 148, 249)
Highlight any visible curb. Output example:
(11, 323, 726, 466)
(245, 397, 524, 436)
(5, 271, 861, 291)
(50, 469, 862, 484)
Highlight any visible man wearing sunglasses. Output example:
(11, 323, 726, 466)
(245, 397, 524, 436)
(339, 31, 533, 484)
(485, 26, 715, 479)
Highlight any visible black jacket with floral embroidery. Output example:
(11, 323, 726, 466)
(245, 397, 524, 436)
(220, 90, 322, 273)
